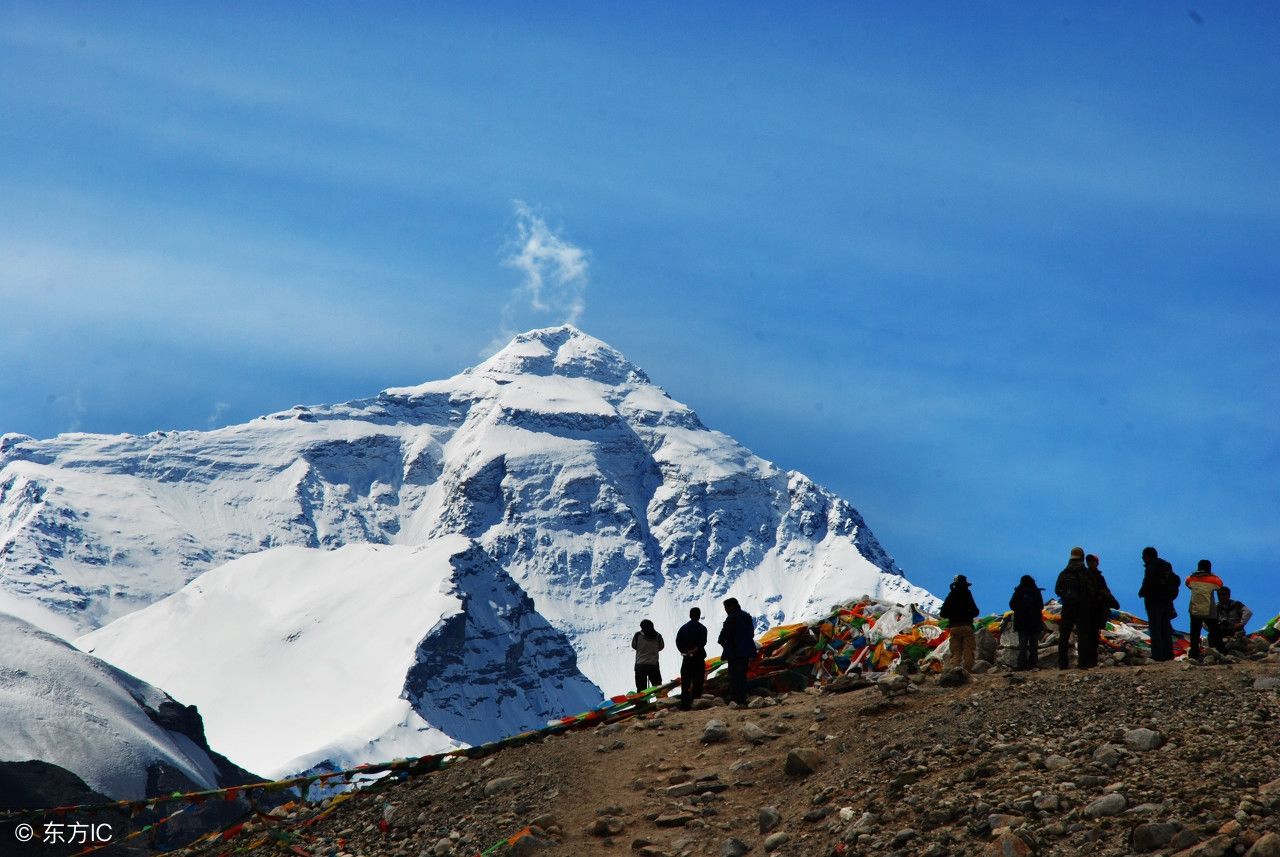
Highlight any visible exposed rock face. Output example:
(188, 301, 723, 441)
(403, 543, 603, 747)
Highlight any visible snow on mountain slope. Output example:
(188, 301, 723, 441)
(3, 325, 935, 705)
(0, 613, 226, 799)
(79, 535, 603, 778)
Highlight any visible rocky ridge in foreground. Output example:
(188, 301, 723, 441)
(169, 654, 1280, 857)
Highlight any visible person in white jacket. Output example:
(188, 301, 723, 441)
(631, 619, 665, 692)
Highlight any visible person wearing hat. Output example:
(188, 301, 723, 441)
(1008, 574, 1045, 670)
(631, 618, 666, 692)
(1185, 560, 1224, 660)
(1054, 547, 1096, 669)
(940, 574, 980, 671)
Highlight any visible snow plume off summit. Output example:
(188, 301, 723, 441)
(3, 325, 936, 775)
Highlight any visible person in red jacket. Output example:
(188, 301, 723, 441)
(1185, 559, 1224, 660)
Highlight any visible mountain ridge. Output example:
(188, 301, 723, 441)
(4, 324, 936, 775)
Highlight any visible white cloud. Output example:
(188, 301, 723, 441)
(207, 401, 232, 426)
(489, 202, 589, 352)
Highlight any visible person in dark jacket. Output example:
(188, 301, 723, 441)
(1055, 547, 1096, 669)
(1009, 575, 1045, 670)
(675, 607, 708, 710)
(717, 598, 757, 706)
(1214, 587, 1253, 654)
(1082, 554, 1120, 668)
(1137, 546, 1178, 662)
(939, 574, 980, 670)
(631, 619, 665, 692)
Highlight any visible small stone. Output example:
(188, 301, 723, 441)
(1173, 834, 1233, 857)
(740, 721, 769, 744)
(784, 747, 821, 776)
(1091, 744, 1123, 769)
(891, 828, 918, 846)
(1246, 832, 1280, 857)
(1033, 794, 1060, 812)
(702, 720, 730, 744)
(1123, 728, 1164, 751)
(666, 782, 697, 798)
(938, 667, 969, 687)
(1083, 792, 1126, 818)
(971, 660, 992, 674)
(763, 832, 790, 852)
(986, 831, 1035, 857)
(509, 835, 549, 856)
(988, 813, 1022, 830)
(587, 817, 625, 837)
(483, 776, 519, 796)
(1252, 676, 1280, 691)
(655, 813, 696, 828)
(824, 673, 873, 693)
(721, 838, 752, 857)
(1043, 754, 1071, 771)
(1132, 822, 1178, 852)
(758, 806, 781, 834)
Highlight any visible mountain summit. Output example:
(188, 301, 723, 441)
(4, 326, 935, 774)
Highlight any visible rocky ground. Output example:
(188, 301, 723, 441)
(167, 653, 1280, 857)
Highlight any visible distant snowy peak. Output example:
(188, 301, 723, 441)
(470, 325, 652, 386)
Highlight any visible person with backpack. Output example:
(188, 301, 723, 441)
(1185, 559, 1224, 660)
(1138, 546, 1179, 661)
(1055, 547, 1095, 669)
(1083, 554, 1120, 668)
(631, 619, 665, 692)
(717, 598, 757, 706)
(675, 607, 708, 710)
(1008, 575, 1045, 670)
(940, 574, 980, 671)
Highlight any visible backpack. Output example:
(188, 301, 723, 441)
(1056, 570, 1082, 606)
(1163, 568, 1180, 602)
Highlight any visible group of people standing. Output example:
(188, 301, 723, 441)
(940, 545, 1252, 672)
(630, 598, 758, 708)
(633, 547, 1253, 702)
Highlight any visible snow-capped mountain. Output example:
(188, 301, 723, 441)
(3, 325, 935, 773)
(0, 613, 251, 800)
(79, 536, 603, 778)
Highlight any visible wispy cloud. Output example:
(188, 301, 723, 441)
(207, 401, 231, 426)
(488, 202, 590, 352)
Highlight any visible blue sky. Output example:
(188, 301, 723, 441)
(2, 2, 1277, 623)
